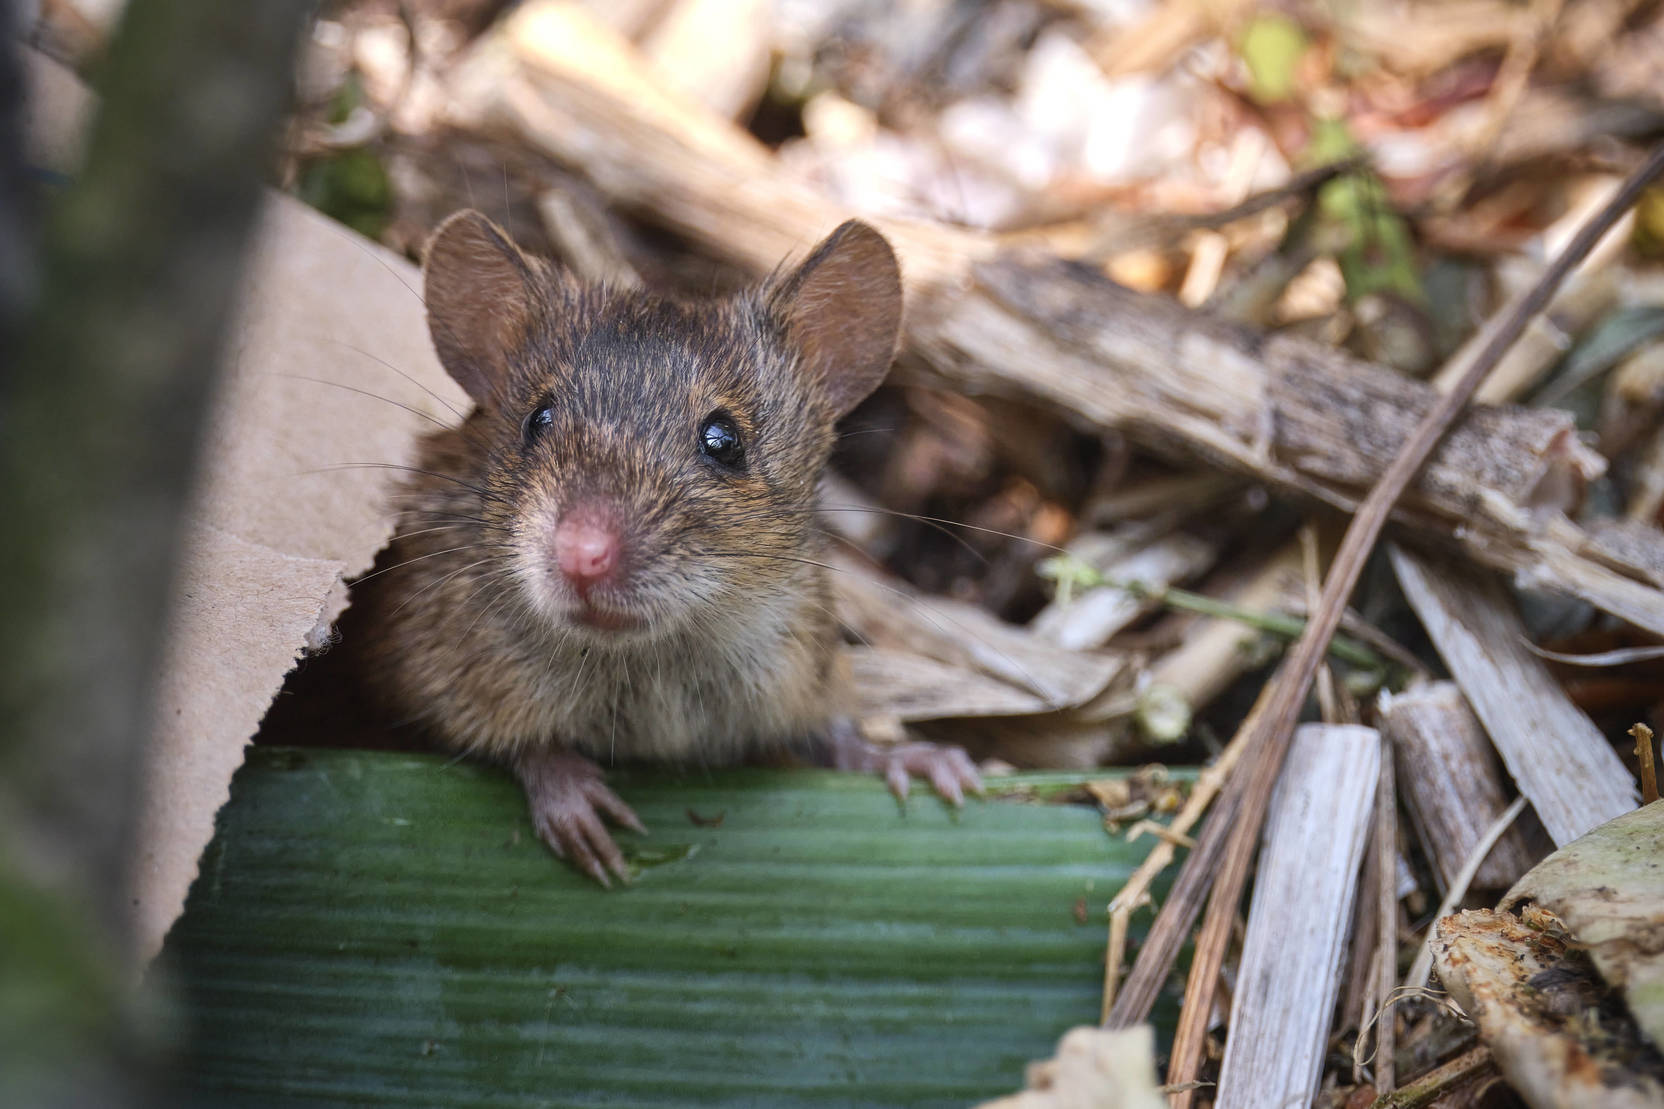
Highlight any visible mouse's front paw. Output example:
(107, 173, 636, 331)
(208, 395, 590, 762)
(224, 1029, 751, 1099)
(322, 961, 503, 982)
(875, 741, 985, 806)
(513, 747, 646, 887)
(823, 718, 985, 807)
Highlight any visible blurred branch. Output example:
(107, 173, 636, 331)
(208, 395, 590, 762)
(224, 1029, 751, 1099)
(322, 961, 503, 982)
(0, 2, 311, 1104)
(1, 4, 32, 352)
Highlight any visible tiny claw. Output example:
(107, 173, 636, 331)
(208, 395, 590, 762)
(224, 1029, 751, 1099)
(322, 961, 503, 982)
(589, 816, 632, 883)
(591, 785, 647, 835)
(927, 761, 965, 807)
(886, 760, 912, 802)
(574, 844, 612, 890)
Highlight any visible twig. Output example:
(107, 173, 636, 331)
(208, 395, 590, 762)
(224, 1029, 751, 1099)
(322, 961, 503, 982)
(1302, 525, 1340, 723)
(1125, 821, 1195, 849)
(1161, 140, 1664, 1107)
(1373, 747, 1399, 1094)
(1102, 682, 1271, 1025)
(1067, 157, 1365, 261)
(1368, 1045, 1494, 1109)
(1102, 907, 1130, 1027)
(1632, 723, 1659, 804)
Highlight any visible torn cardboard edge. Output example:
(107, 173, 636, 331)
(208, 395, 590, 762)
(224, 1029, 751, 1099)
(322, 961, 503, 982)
(130, 192, 467, 962)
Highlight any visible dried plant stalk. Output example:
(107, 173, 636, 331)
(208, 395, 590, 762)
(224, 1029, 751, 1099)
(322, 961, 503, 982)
(1379, 681, 1538, 890)
(1372, 748, 1399, 1094)
(1030, 531, 1218, 651)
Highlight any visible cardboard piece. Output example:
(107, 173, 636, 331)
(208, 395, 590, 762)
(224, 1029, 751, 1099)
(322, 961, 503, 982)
(130, 195, 467, 961)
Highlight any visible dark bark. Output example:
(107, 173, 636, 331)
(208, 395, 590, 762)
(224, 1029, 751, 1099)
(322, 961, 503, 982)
(0, 0, 33, 355)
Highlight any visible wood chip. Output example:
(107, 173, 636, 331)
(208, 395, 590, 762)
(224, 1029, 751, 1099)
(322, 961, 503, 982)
(846, 647, 1060, 722)
(835, 553, 1124, 711)
(1214, 723, 1381, 1109)
(1380, 681, 1539, 891)
(1502, 800, 1664, 1050)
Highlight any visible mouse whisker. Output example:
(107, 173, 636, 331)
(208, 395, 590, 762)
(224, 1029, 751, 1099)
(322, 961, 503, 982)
(319, 215, 430, 312)
(831, 424, 900, 442)
(391, 510, 512, 535)
(386, 554, 512, 619)
(455, 568, 531, 643)
(356, 542, 510, 586)
(387, 523, 507, 543)
(305, 335, 468, 421)
(699, 549, 1052, 697)
(268, 373, 453, 431)
(689, 501, 1009, 566)
(817, 503, 1070, 557)
(309, 462, 502, 502)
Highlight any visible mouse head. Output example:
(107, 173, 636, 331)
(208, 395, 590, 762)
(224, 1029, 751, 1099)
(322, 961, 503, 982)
(421, 210, 902, 641)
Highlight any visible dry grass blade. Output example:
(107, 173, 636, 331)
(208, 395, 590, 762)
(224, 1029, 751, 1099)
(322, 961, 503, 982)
(1158, 140, 1664, 1105)
(1102, 679, 1272, 1025)
(1367, 1046, 1495, 1109)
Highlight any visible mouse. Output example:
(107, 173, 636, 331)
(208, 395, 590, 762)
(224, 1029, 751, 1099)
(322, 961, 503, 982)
(348, 210, 983, 885)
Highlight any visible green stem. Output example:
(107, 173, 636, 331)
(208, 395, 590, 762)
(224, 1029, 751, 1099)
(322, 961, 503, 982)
(1136, 581, 1385, 670)
(1042, 556, 1387, 671)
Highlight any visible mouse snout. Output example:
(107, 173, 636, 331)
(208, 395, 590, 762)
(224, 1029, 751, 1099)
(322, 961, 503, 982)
(551, 507, 622, 595)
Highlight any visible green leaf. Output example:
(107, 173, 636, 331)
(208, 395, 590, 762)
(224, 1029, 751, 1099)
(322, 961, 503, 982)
(1310, 119, 1424, 310)
(296, 148, 392, 241)
(1239, 14, 1308, 105)
(155, 748, 1183, 1106)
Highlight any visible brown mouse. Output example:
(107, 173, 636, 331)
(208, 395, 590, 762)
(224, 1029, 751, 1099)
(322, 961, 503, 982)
(350, 210, 981, 885)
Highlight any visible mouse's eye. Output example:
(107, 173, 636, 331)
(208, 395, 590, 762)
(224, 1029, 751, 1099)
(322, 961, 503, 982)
(523, 401, 555, 444)
(698, 411, 746, 472)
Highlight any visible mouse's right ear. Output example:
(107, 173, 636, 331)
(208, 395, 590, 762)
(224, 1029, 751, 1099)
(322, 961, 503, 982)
(769, 220, 903, 418)
(423, 210, 543, 408)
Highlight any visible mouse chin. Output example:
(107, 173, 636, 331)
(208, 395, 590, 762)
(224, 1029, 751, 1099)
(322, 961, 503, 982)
(566, 602, 647, 634)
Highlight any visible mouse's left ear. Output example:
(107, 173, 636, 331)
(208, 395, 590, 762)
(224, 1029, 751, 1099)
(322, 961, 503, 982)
(770, 221, 903, 417)
(423, 210, 547, 408)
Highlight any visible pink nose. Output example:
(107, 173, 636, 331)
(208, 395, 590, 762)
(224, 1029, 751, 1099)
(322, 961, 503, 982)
(552, 514, 620, 593)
